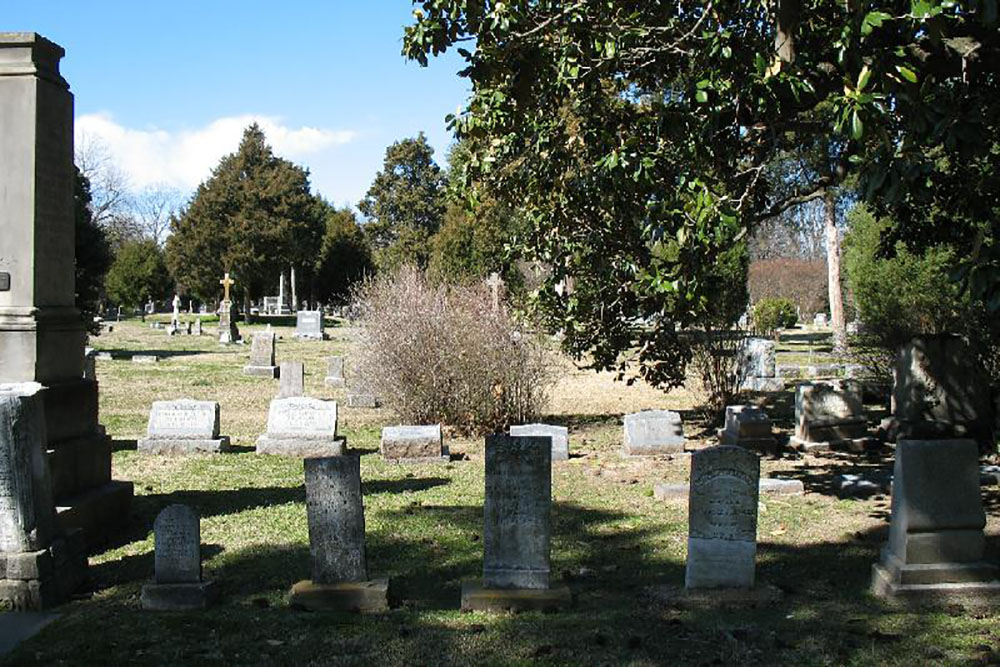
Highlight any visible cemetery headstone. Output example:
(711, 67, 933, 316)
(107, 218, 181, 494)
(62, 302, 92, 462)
(324, 356, 345, 388)
(623, 410, 686, 455)
(294, 310, 325, 340)
(380, 424, 448, 463)
(138, 400, 230, 454)
(192, 318, 202, 336)
(288, 455, 389, 611)
(790, 380, 873, 452)
(140, 504, 217, 610)
(719, 405, 777, 453)
(0, 384, 88, 610)
(891, 334, 994, 448)
(813, 313, 828, 327)
(82, 349, 96, 381)
(741, 338, 783, 392)
(686, 446, 760, 589)
(461, 435, 571, 612)
(243, 332, 278, 378)
(0, 33, 132, 547)
(346, 391, 378, 408)
(509, 423, 570, 461)
(217, 272, 240, 343)
(278, 361, 305, 398)
(654, 476, 803, 501)
(871, 439, 1000, 605)
(256, 397, 345, 457)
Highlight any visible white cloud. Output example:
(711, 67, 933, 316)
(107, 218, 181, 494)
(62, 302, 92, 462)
(75, 113, 358, 193)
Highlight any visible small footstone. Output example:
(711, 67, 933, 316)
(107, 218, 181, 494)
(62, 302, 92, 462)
(380, 425, 448, 463)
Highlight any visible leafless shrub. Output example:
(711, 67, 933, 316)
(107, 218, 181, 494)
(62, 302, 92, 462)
(689, 327, 750, 423)
(352, 267, 553, 434)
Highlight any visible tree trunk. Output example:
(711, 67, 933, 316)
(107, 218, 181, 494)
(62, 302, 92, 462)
(775, 0, 800, 64)
(825, 190, 846, 353)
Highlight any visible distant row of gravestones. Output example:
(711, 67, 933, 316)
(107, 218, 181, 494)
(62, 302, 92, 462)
(138, 435, 1000, 613)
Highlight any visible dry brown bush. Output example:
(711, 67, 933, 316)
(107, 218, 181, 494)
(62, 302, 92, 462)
(748, 258, 827, 318)
(352, 267, 553, 434)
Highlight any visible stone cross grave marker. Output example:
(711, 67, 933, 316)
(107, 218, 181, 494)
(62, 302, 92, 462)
(218, 272, 239, 343)
(138, 400, 230, 454)
(486, 272, 504, 312)
(686, 446, 760, 589)
(462, 435, 571, 611)
(509, 423, 570, 461)
(288, 455, 389, 611)
(244, 332, 278, 378)
(278, 361, 305, 398)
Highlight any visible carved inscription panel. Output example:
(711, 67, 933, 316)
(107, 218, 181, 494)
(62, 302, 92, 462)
(688, 446, 760, 543)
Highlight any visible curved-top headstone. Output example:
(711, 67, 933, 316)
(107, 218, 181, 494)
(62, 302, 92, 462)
(153, 504, 201, 585)
(685, 446, 760, 590)
(623, 410, 685, 455)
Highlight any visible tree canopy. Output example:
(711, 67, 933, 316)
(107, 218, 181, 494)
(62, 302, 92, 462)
(359, 133, 446, 272)
(404, 0, 999, 388)
(74, 167, 112, 334)
(312, 202, 374, 305)
(104, 239, 171, 310)
(165, 124, 324, 302)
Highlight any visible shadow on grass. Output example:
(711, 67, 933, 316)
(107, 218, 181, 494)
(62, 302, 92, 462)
(95, 348, 215, 360)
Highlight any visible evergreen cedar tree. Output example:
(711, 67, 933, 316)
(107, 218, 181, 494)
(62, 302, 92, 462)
(404, 0, 1000, 389)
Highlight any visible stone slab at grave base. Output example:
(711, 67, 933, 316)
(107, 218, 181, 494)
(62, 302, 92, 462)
(0, 532, 89, 611)
(381, 425, 448, 463)
(647, 583, 782, 610)
(137, 437, 230, 454)
(243, 365, 279, 378)
(654, 478, 804, 501)
(790, 417, 879, 452)
(56, 480, 134, 549)
(141, 580, 218, 611)
(870, 561, 1000, 608)
(289, 578, 390, 612)
(256, 437, 347, 458)
(460, 580, 571, 613)
(346, 393, 378, 408)
(324, 377, 345, 388)
(742, 377, 785, 392)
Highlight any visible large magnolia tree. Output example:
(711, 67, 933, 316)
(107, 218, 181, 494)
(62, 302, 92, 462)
(404, 0, 999, 388)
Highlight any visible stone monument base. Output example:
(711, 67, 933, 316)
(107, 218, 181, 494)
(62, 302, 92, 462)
(742, 377, 784, 392)
(383, 453, 450, 464)
(871, 552, 1000, 608)
(790, 434, 880, 453)
(0, 531, 89, 611)
(718, 429, 779, 454)
(324, 377, 345, 388)
(137, 437, 230, 455)
(256, 437, 347, 458)
(243, 365, 278, 378)
(623, 441, 685, 456)
(647, 583, 782, 610)
(141, 580, 218, 611)
(289, 578, 390, 612)
(294, 333, 327, 341)
(460, 581, 571, 612)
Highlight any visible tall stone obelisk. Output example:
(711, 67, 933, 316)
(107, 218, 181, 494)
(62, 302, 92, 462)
(0, 33, 132, 546)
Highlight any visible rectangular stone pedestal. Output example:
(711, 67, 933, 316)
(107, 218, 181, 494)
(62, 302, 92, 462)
(244, 365, 278, 378)
(289, 578, 389, 612)
(141, 580, 217, 611)
(871, 562, 1000, 607)
(0, 532, 88, 611)
(256, 437, 346, 458)
(138, 438, 230, 454)
(460, 580, 571, 612)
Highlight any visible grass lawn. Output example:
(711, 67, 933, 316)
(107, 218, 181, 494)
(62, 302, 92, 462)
(3, 319, 999, 665)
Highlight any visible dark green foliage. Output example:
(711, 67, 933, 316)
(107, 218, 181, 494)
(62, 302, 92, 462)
(753, 297, 799, 338)
(359, 133, 446, 272)
(74, 168, 112, 334)
(165, 124, 324, 302)
(312, 204, 373, 305)
(404, 0, 1000, 389)
(104, 239, 172, 310)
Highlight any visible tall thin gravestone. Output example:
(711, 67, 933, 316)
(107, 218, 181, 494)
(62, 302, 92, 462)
(289, 455, 389, 611)
(244, 332, 278, 378)
(141, 504, 217, 610)
(278, 361, 304, 398)
(0, 33, 132, 546)
(218, 272, 240, 343)
(324, 356, 345, 388)
(461, 435, 570, 611)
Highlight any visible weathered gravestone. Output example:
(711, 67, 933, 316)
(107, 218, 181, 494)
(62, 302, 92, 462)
(278, 361, 304, 398)
(813, 313, 828, 327)
(289, 455, 389, 611)
(686, 446, 760, 590)
(137, 400, 230, 454)
(871, 439, 1000, 605)
(0, 384, 88, 610)
(380, 425, 448, 463)
(140, 504, 217, 610)
(719, 405, 777, 454)
(0, 34, 132, 547)
(623, 410, 686, 455)
(461, 435, 571, 612)
(509, 423, 570, 461)
(191, 318, 202, 336)
(324, 356, 345, 388)
(891, 335, 995, 449)
(256, 397, 345, 457)
(82, 350, 96, 382)
(346, 391, 378, 408)
(790, 380, 874, 452)
(741, 339, 783, 392)
(243, 332, 278, 378)
(294, 310, 325, 340)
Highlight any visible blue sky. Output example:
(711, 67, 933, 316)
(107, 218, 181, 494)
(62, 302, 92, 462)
(6, 2, 469, 209)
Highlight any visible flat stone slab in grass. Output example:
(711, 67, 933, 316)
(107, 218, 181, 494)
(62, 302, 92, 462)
(655, 478, 804, 501)
(131, 355, 158, 364)
(289, 578, 389, 612)
(836, 473, 889, 498)
(623, 410, 686, 455)
(138, 400, 230, 454)
(645, 583, 783, 610)
(346, 392, 377, 408)
(460, 580, 571, 613)
(380, 424, 447, 463)
(509, 423, 569, 461)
